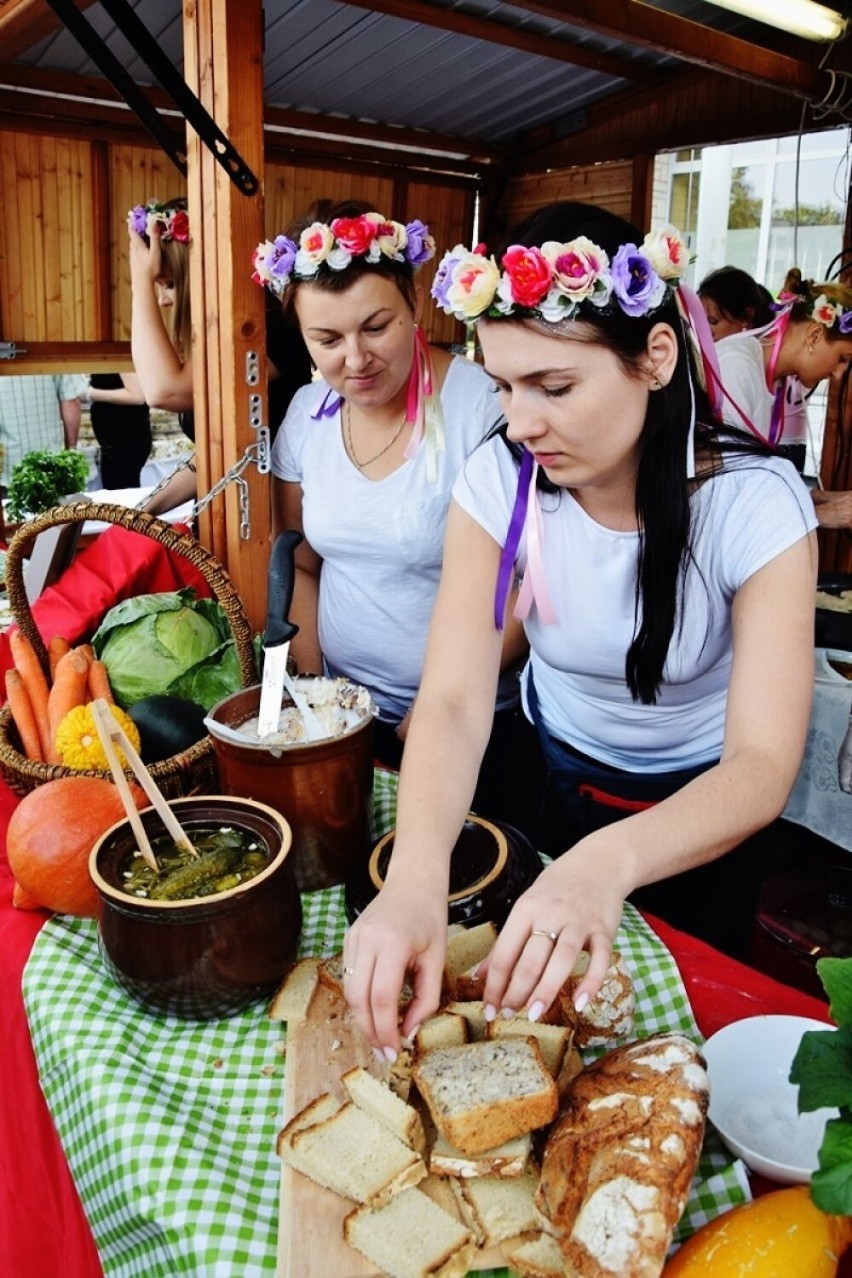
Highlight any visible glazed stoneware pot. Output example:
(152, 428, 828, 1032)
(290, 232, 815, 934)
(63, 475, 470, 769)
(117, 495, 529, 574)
(89, 796, 302, 1020)
(345, 815, 543, 928)
(206, 681, 374, 893)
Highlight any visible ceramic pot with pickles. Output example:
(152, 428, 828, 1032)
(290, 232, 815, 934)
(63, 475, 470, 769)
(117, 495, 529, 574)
(89, 795, 302, 1020)
(345, 814, 543, 928)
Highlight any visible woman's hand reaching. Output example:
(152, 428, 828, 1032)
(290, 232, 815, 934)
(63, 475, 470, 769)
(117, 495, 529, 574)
(128, 221, 163, 289)
(343, 876, 449, 1059)
(477, 842, 628, 1026)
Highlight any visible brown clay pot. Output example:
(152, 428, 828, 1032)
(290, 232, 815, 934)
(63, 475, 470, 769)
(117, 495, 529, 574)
(89, 796, 301, 1020)
(206, 682, 374, 893)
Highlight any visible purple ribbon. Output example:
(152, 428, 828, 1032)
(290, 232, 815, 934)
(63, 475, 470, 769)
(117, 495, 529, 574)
(311, 386, 342, 420)
(494, 447, 533, 630)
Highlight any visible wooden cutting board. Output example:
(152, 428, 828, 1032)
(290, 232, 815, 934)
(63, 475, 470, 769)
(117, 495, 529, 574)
(276, 979, 507, 1277)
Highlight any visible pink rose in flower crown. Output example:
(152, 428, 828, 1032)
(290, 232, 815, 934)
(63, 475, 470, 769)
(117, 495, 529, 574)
(641, 225, 689, 282)
(812, 294, 840, 326)
(296, 222, 335, 274)
(544, 236, 610, 304)
(330, 215, 379, 258)
(501, 245, 553, 309)
(444, 250, 501, 320)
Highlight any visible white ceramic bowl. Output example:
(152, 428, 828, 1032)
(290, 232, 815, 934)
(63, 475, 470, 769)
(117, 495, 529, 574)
(703, 1014, 837, 1183)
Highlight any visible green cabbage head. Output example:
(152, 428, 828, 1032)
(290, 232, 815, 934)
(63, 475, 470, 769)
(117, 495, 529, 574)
(92, 589, 225, 709)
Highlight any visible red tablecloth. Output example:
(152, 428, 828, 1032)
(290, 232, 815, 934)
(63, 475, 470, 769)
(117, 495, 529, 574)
(0, 525, 836, 1275)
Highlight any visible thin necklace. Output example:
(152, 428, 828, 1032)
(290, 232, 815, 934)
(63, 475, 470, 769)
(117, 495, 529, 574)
(345, 401, 407, 471)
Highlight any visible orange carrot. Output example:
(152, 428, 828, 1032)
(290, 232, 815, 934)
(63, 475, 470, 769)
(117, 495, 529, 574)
(5, 668, 44, 762)
(74, 644, 95, 666)
(86, 659, 114, 704)
(46, 650, 90, 764)
(47, 635, 71, 681)
(9, 630, 51, 759)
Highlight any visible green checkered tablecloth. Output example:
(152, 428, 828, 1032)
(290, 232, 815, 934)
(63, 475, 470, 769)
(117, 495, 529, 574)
(23, 771, 748, 1278)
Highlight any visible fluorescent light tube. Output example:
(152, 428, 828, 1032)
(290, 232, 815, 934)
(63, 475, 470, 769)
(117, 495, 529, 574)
(709, 0, 848, 41)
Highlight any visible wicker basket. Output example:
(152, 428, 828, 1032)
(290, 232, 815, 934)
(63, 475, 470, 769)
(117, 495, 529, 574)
(0, 501, 259, 799)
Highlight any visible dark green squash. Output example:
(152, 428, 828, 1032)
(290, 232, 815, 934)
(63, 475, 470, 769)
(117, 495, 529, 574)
(127, 694, 208, 763)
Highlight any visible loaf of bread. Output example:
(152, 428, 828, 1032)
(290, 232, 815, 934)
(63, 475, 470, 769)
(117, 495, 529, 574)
(412, 1038, 558, 1156)
(541, 950, 635, 1047)
(343, 1185, 477, 1278)
(537, 1031, 709, 1277)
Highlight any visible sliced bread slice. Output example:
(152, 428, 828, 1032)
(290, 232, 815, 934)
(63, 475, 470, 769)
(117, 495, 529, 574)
(342, 1065, 426, 1154)
(503, 1230, 566, 1278)
(267, 956, 320, 1023)
(444, 1000, 488, 1041)
(282, 1100, 426, 1206)
(343, 1185, 477, 1278)
(276, 1091, 340, 1156)
(457, 1165, 543, 1247)
(412, 1038, 558, 1156)
(414, 1013, 469, 1053)
(486, 1017, 571, 1077)
(443, 922, 497, 997)
(429, 1131, 531, 1178)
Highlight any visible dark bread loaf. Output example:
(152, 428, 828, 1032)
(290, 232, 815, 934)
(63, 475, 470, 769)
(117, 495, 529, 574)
(538, 1032, 709, 1277)
(540, 950, 635, 1047)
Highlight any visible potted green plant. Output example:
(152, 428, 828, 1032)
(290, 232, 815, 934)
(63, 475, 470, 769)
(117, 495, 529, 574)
(6, 449, 91, 522)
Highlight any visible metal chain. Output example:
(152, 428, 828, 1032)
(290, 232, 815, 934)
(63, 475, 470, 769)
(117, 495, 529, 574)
(137, 437, 269, 540)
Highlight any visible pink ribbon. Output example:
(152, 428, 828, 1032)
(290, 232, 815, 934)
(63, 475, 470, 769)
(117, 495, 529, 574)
(513, 458, 556, 626)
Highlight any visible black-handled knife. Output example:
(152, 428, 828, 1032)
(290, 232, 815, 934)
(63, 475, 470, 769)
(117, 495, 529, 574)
(258, 530, 303, 736)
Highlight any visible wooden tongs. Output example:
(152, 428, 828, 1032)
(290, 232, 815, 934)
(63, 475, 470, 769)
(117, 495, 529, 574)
(90, 697, 196, 873)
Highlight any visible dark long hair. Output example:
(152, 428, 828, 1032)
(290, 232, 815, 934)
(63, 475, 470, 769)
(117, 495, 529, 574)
(485, 201, 772, 704)
(698, 265, 774, 329)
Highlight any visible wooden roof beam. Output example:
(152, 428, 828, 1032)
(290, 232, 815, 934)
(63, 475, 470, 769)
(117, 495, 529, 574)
(0, 0, 97, 60)
(510, 0, 847, 101)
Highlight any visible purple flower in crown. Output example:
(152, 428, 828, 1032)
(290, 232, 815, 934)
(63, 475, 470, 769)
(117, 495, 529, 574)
(431, 247, 465, 311)
(404, 220, 435, 266)
(265, 235, 297, 284)
(128, 204, 149, 237)
(839, 310, 852, 335)
(611, 244, 666, 318)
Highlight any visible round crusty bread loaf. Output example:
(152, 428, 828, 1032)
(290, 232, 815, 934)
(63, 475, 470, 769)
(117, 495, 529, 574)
(541, 950, 635, 1047)
(537, 1031, 709, 1278)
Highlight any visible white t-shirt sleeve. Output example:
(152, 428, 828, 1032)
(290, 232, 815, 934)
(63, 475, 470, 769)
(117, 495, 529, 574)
(270, 383, 321, 483)
(714, 460, 817, 593)
(716, 337, 769, 434)
(452, 434, 519, 547)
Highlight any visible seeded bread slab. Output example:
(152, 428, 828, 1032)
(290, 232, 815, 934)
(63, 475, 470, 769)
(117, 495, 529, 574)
(343, 1185, 477, 1278)
(342, 1065, 426, 1154)
(538, 1031, 709, 1277)
(412, 1038, 558, 1156)
(281, 1099, 427, 1206)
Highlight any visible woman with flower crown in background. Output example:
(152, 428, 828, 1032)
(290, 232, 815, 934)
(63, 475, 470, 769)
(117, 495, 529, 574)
(253, 202, 525, 803)
(713, 266, 852, 528)
(340, 200, 818, 1060)
(127, 198, 310, 514)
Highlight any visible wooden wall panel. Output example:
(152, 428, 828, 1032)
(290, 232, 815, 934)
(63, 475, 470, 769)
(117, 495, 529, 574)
(405, 179, 475, 347)
(504, 161, 635, 231)
(265, 163, 393, 239)
(0, 131, 98, 343)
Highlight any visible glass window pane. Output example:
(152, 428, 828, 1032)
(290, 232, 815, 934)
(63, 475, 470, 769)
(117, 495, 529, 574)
(728, 165, 765, 229)
(767, 157, 846, 285)
(670, 172, 700, 236)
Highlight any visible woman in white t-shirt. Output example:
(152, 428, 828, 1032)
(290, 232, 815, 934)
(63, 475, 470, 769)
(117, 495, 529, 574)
(341, 201, 818, 1060)
(713, 267, 852, 528)
(254, 202, 523, 807)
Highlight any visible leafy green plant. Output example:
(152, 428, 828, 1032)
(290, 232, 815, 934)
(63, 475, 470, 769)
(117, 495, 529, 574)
(6, 449, 90, 521)
(790, 957, 852, 1215)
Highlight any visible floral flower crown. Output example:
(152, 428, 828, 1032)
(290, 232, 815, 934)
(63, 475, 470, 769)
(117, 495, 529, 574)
(252, 212, 436, 297)
(776, 287, 852, 336)
(128, 200, 190, 245)
(431, 225, 689, 324)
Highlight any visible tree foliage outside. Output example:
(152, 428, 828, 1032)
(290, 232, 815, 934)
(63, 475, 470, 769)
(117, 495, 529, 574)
(729, 165, 843, 230)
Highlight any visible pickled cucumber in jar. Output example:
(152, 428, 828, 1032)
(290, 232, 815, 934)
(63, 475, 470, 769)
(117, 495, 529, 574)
(119, 826, 268, 900)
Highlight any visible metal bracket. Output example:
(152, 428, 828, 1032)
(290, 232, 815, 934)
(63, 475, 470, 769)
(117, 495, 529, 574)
(0, 342, 26, 361)
(43, 0, 258, 194)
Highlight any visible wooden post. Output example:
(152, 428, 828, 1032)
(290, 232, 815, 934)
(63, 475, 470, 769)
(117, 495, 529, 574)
(183, 0, 270, 630)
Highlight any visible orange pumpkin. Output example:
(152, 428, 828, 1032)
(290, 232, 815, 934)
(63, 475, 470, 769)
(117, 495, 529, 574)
(663, 1186, 852, 1278)
(7, 777, 148, 918)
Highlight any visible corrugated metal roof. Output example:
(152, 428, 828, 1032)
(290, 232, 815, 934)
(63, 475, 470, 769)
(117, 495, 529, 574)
(5, 0, 808, 148)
